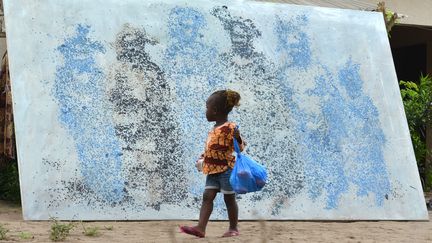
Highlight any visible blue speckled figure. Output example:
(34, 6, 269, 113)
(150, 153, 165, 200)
(338, 60, 391, 206)
(164, 7, 227, 201)
(275, 15, 311, 70)
(54, 25, 124, 203)
(275, 14, 390, 209)
(307, 70, 350, 209)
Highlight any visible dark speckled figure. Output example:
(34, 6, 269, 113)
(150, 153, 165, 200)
(212, 6, 304, 215)
(110, 24, 188, 210)
(211, 6, 261, 59)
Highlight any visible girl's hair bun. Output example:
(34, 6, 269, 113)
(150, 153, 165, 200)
(209, 89, 241, 114)
(226, 89, 241, 108)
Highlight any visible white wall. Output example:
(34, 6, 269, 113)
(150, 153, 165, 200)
(4, 0, 428, 220)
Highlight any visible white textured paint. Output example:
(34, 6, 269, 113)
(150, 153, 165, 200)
(4, 0, 428, 220)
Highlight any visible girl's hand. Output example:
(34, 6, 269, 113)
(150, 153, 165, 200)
(196, 158, 203, 172)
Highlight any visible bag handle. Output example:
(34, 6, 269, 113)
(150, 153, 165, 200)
(233, 126, 241, 155)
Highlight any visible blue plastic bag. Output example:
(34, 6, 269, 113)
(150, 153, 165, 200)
(229, 137, 267, 194)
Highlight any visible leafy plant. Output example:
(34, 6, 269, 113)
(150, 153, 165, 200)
(376, 1, 404, 34)
(0, 224, 9, 240)
(18, 231, 33, 240)
(400, 75, 432, 191)
(82, 224, 100, 237)
(49, 218, 75, 241)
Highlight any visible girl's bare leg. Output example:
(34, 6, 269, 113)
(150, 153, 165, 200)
(196, 189, 218, 232)
(224, 193, 238, 231)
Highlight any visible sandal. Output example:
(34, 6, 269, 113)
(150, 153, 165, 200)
(179, 226, 205, 238)
(222, 229, 239, 237)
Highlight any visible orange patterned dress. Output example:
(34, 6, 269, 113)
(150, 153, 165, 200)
(202, 122, 245, 175)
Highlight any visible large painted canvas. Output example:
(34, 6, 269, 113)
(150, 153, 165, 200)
(4, 0, 428, 220)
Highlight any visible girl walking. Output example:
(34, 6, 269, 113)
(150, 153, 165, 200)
(180, 89, 245, 238)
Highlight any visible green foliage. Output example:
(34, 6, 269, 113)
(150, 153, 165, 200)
(400, 75, 432, 191)
(376, 1, 403, 35)
(82, 224, 100, 237)
(18, 231, 33, 240)
(385, 10, 395, 22)
(0, 160, 21, 203)
(0, 224, 9, 240)
(49, 219, 75, 241)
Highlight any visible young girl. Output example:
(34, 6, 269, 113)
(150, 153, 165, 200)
(180, 89, 245, 238)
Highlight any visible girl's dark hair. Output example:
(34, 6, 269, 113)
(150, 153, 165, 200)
(211, 89, 241, 114)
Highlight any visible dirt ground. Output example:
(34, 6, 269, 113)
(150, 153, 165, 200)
(0, 200, 431, 243)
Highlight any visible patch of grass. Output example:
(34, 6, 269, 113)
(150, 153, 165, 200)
(18, 231, 33, 240)
(49, 218, 75, 241)
(104, 225, 113, 231)
(82, 224, 100, 237)
(0, 224, 9, 240)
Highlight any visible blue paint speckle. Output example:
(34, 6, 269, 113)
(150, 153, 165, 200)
(338, 59, 363, 99)
(275, 15, 311, 69)
(54, 24, 124, 203)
